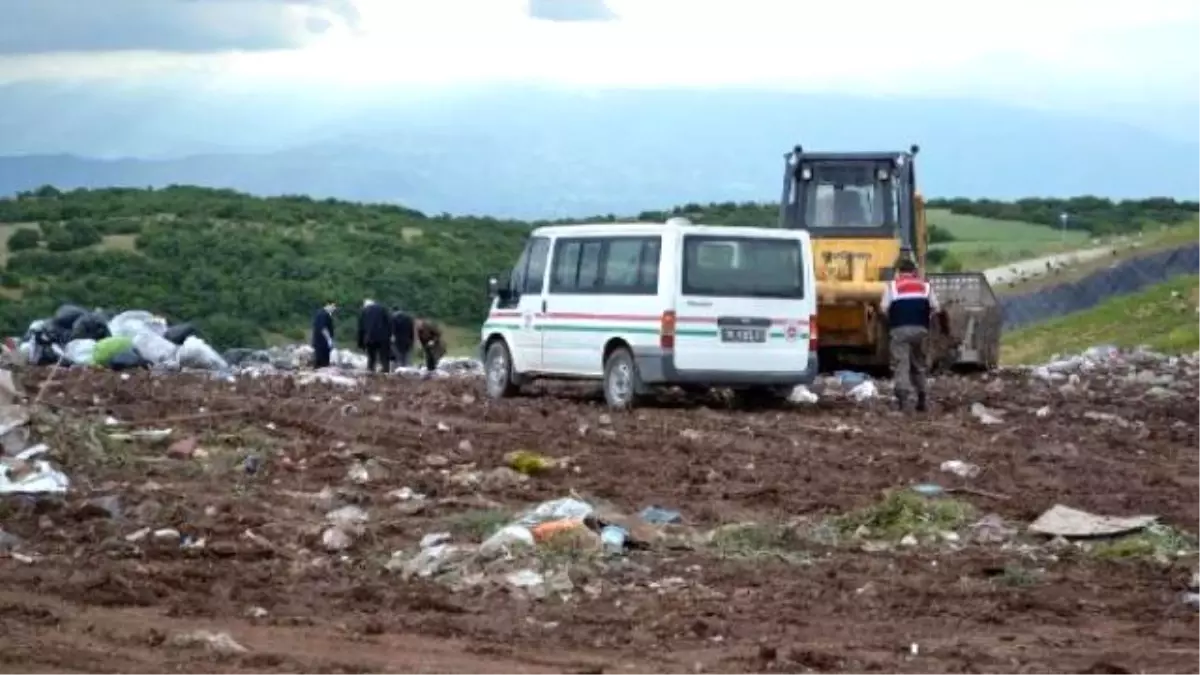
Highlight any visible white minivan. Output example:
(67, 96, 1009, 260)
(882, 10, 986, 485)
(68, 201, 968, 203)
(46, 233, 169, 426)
(479, 217, 819, 408)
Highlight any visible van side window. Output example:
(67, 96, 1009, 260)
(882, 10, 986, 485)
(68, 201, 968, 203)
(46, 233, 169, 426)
(505, 236, 550, 308)
(551, 241, 582, 290)
(577, 241, 603, 290)
(523, 237, 551, 295)
(604, 237, 660, 294)
(550, 236, 661, 295)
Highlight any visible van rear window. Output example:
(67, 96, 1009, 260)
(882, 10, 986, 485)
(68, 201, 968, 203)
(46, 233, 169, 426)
(682, 235, 804, 299)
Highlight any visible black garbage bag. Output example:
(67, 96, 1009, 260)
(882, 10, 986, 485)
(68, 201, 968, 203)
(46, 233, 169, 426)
(163, 322, 198, 345)
(71, 312, 112, 341)
(22, 318, 52, 342)
(29, 325, 66, 366)
(52, 304, 87, 331)
(107, 348, 149, 371)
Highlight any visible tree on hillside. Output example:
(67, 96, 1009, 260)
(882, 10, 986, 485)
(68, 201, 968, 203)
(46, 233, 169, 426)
(6, 228, 41, 252)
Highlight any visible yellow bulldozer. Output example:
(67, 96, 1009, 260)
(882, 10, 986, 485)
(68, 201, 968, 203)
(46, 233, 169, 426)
(778, 145, 1001, 373)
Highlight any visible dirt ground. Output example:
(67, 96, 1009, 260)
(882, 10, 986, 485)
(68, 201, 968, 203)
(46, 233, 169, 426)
(1, 363, 1197, 674)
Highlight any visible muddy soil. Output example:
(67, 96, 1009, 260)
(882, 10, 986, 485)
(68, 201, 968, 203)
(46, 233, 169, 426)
(1, 366, 1196, 673)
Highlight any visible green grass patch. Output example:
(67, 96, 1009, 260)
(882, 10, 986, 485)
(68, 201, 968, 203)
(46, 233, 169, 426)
(835, 490, 975, 540)
(992, 564, 1042, 587)
(1001, 275, 1200, 365)
(443, 508, 510, 541)
(707, 522, 812, 563)
(929, 210, 1088, 244)
(1089, 524, 1198, 561)
(928, 209, 1091, 271)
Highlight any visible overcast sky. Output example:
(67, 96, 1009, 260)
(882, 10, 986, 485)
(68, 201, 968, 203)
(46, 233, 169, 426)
(0, 0, 1196, 128)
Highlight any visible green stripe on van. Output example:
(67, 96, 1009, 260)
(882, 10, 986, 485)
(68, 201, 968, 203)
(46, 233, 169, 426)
(482, 322, 805, 341)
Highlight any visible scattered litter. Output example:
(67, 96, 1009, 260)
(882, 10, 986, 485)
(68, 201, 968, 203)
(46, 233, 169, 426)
(970, 402, 1004, 425)
(969, 513, 1017, 543)
(939, 460, 981, 479)
(506, 569, 544, 587)
(168, 630, 248, 656)
(787, 385, 819, 404)
(108, 428, 173, 442)
(600, 524, 628, 553)
(0, 445, 69, 495)
(848, 381, 877, 402)
(480, 524, 536, 558)
(639, 506, 683, 525)
(505, 450, 555, 475)
(911, 483, 944, 496)
(514, 497, 593, 528)
(1028, 504, 1157, 538)
(836, 370, 868, 387)
(420, 532, 452, 549)
(1035, 405, 1051, 418)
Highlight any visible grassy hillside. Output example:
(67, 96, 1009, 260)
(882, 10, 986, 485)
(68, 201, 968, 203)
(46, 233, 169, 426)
(1001, 275, 1200, 365)
(926, 209, 1092, 270)
(0, 187, 1195, 351)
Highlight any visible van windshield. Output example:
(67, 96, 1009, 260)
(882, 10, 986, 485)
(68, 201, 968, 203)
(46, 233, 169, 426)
(682, 235, 804, 299)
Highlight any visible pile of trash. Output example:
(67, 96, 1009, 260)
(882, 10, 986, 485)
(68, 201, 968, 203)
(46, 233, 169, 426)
(382, 496, 683, 598)
(14, 304, 229, 373)
(8, 304, 486, 379)
(0, 368, 70, 504)
(1026, 344, 1199, 392)
(228, 344, 483, 380)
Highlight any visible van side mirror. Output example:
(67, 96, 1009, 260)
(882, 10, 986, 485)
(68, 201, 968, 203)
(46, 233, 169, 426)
(487, 272, 516, 302)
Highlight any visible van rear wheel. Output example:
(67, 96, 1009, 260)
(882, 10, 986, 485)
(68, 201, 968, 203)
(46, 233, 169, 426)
(603, 347, 643, 410)
(484, 340, 519, 399)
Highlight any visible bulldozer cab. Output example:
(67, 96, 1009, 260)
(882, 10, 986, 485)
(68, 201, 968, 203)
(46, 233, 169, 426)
(779, 147, 920, 260)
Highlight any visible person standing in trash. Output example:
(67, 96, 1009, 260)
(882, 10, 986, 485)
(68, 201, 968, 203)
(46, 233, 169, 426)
(310, 301, 337, 369)
(415, 318, 446, 376)
(390, 305, 415, 368)
(880, 257, 941, 413)
(357, 298, 393, 373)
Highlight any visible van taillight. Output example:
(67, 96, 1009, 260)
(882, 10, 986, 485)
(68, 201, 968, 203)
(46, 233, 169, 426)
(660, 310, 676, 350)
(808, 314, 818, 352)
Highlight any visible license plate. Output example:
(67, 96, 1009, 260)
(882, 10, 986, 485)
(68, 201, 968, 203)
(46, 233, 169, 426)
(720, 327, 766, 343)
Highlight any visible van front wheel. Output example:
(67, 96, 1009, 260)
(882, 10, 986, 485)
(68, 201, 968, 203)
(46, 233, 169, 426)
(484, 340, 520, 399)
(603, 348, 643, 410)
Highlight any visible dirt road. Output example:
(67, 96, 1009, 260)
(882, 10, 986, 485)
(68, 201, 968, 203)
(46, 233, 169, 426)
(1, 360, 1196, 673)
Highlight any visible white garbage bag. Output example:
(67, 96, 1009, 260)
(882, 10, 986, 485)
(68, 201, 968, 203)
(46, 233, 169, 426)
(64, 339, 97, 366)
(177, 336, 230, 371)
(132, 331, 179, 365)
(108, 310, 168, 339)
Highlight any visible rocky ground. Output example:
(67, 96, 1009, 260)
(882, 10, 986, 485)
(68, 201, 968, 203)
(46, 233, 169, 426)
(0, 349, 1197, 674)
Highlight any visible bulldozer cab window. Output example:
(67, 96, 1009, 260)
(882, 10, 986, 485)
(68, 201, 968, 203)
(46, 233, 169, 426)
(810, 184, 878, 228)
(796, 161, 899, 232)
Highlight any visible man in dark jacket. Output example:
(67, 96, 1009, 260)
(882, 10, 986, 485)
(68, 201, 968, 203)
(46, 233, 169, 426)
(415, 318, 446, 375)
(880, 258, 941, 413)
(310, 301, 337, 368)
(357, 299, 393, 373)
(390, 305, 415, 367)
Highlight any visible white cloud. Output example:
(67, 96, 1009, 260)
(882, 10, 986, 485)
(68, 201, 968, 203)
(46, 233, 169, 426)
(0, 0, 1195, 110)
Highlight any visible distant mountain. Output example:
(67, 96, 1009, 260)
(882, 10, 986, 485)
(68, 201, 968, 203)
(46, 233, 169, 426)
(0, 85, 1195, 218)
